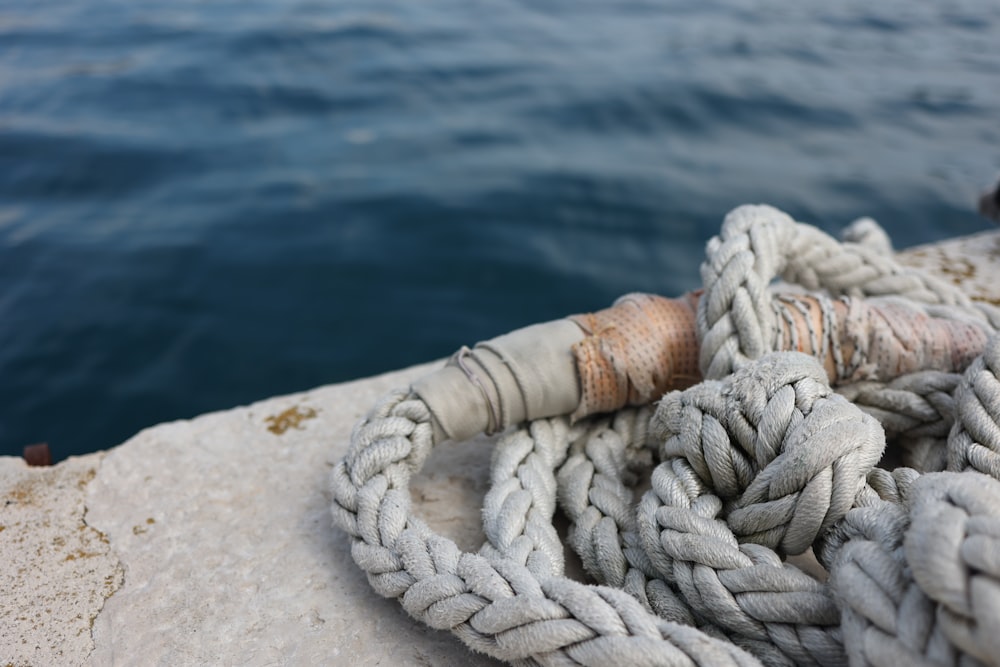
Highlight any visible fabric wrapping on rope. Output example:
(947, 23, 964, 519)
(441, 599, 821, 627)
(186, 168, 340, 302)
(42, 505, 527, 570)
(697, 204, 996, 381)
(413, 293, 705, 443)
(569, 292, 702, 421)
(412, 319, 584, 443)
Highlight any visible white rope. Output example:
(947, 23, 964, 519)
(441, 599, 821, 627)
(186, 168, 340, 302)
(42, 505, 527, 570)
(330, 390, 759, 666)
(329, 205, 1000, 666)
(556, 407, 698, 627)
(948, 335, 1000, 477)
(636, 353, 883, 666)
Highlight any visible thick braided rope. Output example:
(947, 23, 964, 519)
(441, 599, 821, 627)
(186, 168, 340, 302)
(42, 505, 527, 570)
(467, 359, 858, 666)
(330, 206, 1000, 666)
(819, 488, 953, 666)
(637, 457, 842, 666)
(837, 372, 960, 472)
(949, 334, 1000, 477)
(820, 469, 1000, 667)
(634, 353, 885, 666)
(552, 379, 844, 666)
(817, 339, 1000, 666)
(673, 204, 1000, 664)
(334, 340, 984, 667)
(638, 351, 1000, 666)
(555, 407, 698, 627)
(551, 345, 1000, 666)
(560, 355, 880, 664)
(330, 389, 760, 666)
(478, 416, 579, 578)
(840, 217, 893, 258)
(904, 471, 1000, 663)
(784, 222, 971, 306)
(554, 409, 846, 666)
(652, 354, 884, 555)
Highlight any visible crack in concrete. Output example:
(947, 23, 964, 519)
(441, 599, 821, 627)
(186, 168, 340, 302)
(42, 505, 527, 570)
(79, 461, 125, 665)
(0, 454, 123, 667)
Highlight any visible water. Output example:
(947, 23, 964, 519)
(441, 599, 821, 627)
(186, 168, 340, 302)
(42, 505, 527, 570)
(2, 1, 998, 460)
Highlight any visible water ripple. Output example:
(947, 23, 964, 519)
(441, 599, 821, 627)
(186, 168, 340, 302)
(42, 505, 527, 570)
(1, 0, 998, 457)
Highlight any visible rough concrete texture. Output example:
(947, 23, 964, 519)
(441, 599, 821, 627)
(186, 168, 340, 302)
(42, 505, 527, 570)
(0, 455, 123, 666)
(90, 360, 504, 667)
(1, 229, 998, 667)
(3, 361, 502, 666)
(897, 229, 1000, 305)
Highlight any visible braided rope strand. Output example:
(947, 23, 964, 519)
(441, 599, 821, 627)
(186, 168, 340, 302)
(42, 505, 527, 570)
(555, 408, 698, 626)
(948, 335, 1000, 477)
(330, 391, 760, 665)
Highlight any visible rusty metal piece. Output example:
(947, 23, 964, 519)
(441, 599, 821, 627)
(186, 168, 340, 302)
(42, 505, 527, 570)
(23, 442, 52, 467)
(264, 406, 318, 435)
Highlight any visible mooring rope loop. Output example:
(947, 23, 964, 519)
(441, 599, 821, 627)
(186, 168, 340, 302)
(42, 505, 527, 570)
(330, 204, 1000, 666)
(331, 391, 758, 665)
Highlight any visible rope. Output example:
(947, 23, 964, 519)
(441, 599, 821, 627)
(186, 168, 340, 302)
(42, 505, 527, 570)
(904, 472, 1000, 663)
(635, 353, 876, 665)
(948, 336, 1000, 477)
(329, 204, 1000, 666)
(697, 204, 994, 380)
(330, 391, 760, 666)
(556, 406, 698, 626)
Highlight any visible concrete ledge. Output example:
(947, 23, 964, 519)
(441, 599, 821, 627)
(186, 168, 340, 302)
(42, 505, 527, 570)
(3, 361, 502, 666)
(2, 229, 998, 666)
(896, 229, 1000, 304)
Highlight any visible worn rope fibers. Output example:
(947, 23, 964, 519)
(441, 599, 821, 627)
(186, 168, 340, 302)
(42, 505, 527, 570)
(329, 204, 1000, 666)
(330, 391, 757, 666)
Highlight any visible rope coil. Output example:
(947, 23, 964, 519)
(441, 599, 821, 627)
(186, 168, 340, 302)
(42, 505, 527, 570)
(330, 204, 1000, 666)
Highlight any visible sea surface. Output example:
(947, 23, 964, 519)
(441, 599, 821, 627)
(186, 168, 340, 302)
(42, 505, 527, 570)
(2, 0, 999, 459)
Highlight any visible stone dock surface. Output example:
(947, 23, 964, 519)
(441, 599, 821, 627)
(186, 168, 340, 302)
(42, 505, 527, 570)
(3, 229, 999, 666)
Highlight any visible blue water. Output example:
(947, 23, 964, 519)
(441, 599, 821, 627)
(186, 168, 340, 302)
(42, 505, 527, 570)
(2, 1, 999, 460)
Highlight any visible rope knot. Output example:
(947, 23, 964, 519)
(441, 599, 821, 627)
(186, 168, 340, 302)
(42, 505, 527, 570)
(653, 352, 885, 555)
